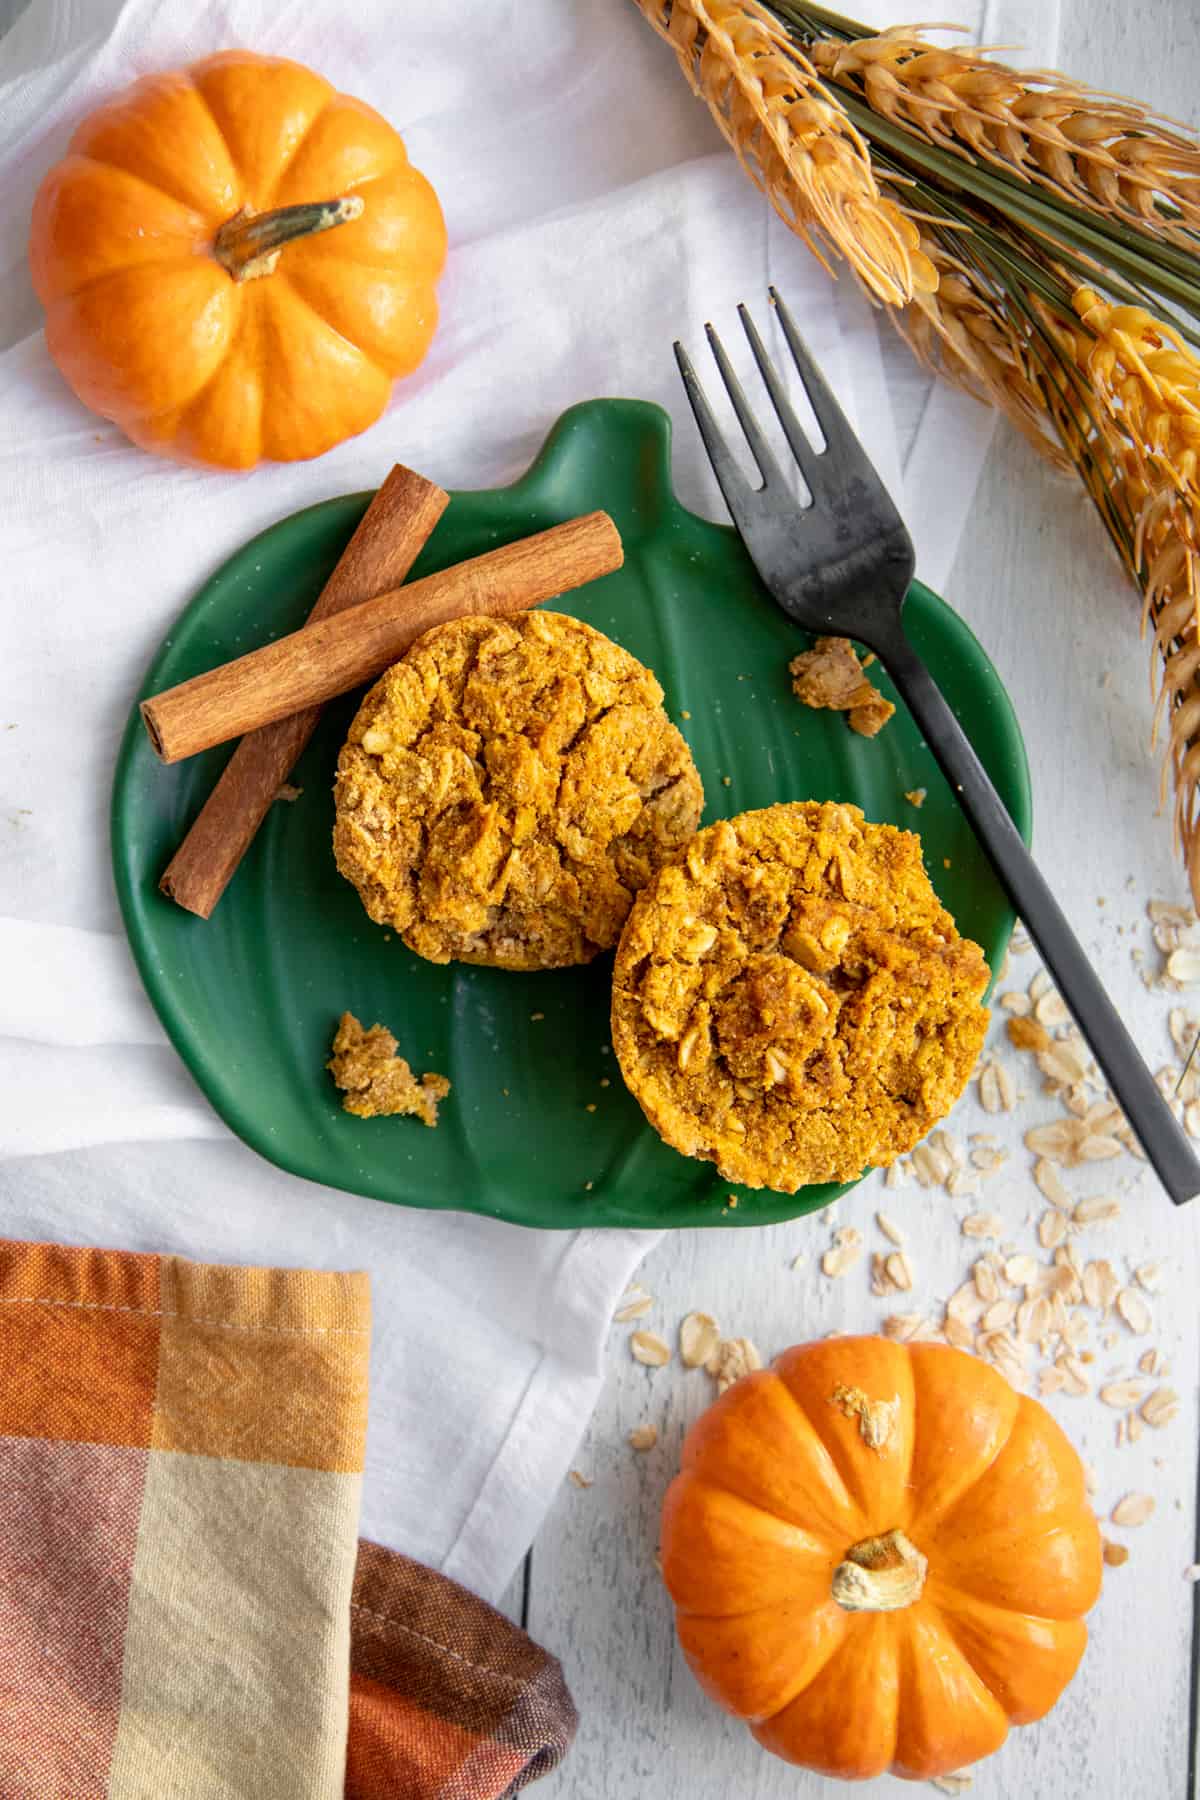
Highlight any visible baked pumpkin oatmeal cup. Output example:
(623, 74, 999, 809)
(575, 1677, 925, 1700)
(334, 611, 703, 970)
(611, 801, 990, 1191)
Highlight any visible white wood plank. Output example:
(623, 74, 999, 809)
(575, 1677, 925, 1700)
(531, 4, 1200, 1795)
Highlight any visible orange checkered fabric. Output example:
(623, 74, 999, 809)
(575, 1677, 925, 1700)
(0, 1238, 575, 1798)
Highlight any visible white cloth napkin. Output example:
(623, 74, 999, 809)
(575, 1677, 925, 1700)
(0, 0, 1055, 1601)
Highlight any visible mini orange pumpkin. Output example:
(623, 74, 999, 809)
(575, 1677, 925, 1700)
(661, 1335, 1101, 1782)
(29, 51, 446, 469)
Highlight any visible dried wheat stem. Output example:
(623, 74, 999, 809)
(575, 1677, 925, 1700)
(810, 27, 1200, 244)
(886, 214, 1064, 462)
(631, 0, 933, 303)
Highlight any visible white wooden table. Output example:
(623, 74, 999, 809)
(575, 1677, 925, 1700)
(2, 1, 1195, 1795)
(519, 7, 1200, 1798)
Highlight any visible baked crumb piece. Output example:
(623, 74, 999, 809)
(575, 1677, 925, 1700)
(328, 1012, 450, 1125)
(904, 788, 926, 809)
(1007, 1015, 1050, 1053)
(789, 637, 895, 739)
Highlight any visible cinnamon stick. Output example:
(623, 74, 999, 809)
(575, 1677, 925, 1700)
(160, 465, 449, 918)
(141, 512, 624, 765)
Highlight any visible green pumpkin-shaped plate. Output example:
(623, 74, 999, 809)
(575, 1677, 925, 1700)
(112, 399, 1030, 1229)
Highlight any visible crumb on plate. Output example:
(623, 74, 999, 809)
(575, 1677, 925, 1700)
(328, 1011, 449, 1125)
(789, 636, 895, 738)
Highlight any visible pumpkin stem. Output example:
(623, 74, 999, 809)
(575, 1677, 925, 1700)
(831, 1528, 927, 1613)
(213, 197, 365, 283)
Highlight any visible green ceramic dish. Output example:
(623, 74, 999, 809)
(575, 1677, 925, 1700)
(112, 399, 1031, 1230)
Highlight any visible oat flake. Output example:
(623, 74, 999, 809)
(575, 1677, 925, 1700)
(631, 1331, 671, 1368)
(1111, 1492, 1155, 1527)
(679, 1313, 720, 1369)
(1116, 1289, 1152, 1335)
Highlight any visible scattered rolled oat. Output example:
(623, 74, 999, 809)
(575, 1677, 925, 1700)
(1038, 1210, 1067, 1249)
(930, 1774, 973, 1794)
(1167, 947, 1200, 984)
(981, 1299, 1017, 1332)
(1073, 1194, 1121, 1225)
(972, 1258, 1000, 1303)
(947, 1281, 986, 1324)
(961, 1212, 1004, 1239)
(977, 1059, 1015, 1114)
(1081, 1260, 1119, 1315)
(1185, 1564, 1200, 1582)
(822, 1225, 864, 1278)
(970, 1145, 1007, 1173)
(886, 1251, 914, 1293)
(876, 1211, 905, 1247)
(679, 1312, 720, 1369)
(1035, 991, 1070, 1030)
(1099, 1381, 1146, 1409)
(882, 1313, 928, 1342)
(1116, 1289, 1152, 1335)
(709, 1337, 762, 1394)
(1140, 1387, 1180, 1428)
(1000, 991, 1031, 1015)
(1110, 1492, 1155, 1528)
(1004, 1253, 1038, 1286)
(1033, 1158, 1072, 1212)
(630, 1331, 671, 1368)
(1016, 1296, 1051, 1341)
(613, 1292, 654, 1323)
(1135, 1262, 1163, 1292)
(628, 1423, 658, 1452)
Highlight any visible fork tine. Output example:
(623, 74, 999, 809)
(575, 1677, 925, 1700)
(768, 285, 860, 465)
(673, 340, 757, 529)
(736, 302, 820, 491)
(703, 321, 786, 490)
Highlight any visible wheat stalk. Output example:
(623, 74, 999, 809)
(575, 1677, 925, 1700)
(633, 0, 1200, 903)
(1068, 288, 1200, 500)
(631, 0, 934, 303)
(1134, 484, 1200, 901)
(1038, 299, 1200, 905)
(806, 26, 1200, 245)
(886, 211, 1066, 463)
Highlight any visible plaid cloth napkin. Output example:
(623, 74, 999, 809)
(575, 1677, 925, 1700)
(0, 1237, 575, 1798)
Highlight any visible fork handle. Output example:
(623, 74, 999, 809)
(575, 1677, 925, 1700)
(878, 626, 1200, 1206)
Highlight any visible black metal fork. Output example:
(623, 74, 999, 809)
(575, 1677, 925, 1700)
(675, 287, 1200, 1207)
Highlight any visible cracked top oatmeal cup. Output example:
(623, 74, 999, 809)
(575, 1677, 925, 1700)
(611, 801, 990, 1192)
(333, 611, 704, 970)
